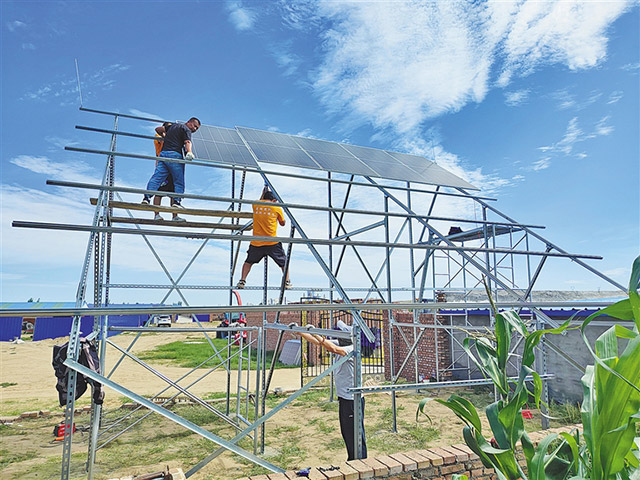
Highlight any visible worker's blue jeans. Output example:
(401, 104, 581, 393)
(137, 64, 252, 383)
(144, 151, 185, 205)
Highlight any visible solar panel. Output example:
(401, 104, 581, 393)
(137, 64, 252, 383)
(193, 124, 476, 188)
(293, 137, 379, 176)
(245, 142, 321, 169)
(191, 126, 258, 168)
(386, 151, 476, 189)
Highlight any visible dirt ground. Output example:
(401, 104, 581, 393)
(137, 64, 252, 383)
(0, 326, 544, 480)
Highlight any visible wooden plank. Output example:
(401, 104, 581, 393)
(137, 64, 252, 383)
(110, 216, 248, 230)
(90, 198, 253, 218)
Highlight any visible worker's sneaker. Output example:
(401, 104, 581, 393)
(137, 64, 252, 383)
(171, 202, 185, 209)
(154, 213, 163, 221)
(172, 215, 186, 222)
(141, 198, 150, 205)
(236, 279, 246, 289)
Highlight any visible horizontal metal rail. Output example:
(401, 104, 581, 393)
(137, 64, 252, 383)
(64, 145, 495, 200)
(104, 283, 457, 292)
(264, 322, 351, 338)
(76, 125, 159, 141)
(0, 300, 615, 317)
(13, 221, 599, 260)
(350, 374, 555, 394)
(79, 106, 168, 123)
(109, 326, 259, 333)
(46, 180, 512, 226)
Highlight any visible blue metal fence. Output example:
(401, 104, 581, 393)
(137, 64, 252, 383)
(0, 317, 23, 342)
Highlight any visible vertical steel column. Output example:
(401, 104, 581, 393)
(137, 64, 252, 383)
(254, 328, 262, 454)
(226, 169, 237, 418)
(352, 322, 364, 459)
(384, 196, 397, 432)
(230, 168, 236, 305)
(482, 206, 492, 297)
(407, 183, 419, 382)
(328, 172, 335, 402)
(260, 259, 268, 452)
(87, 115, 117, 477)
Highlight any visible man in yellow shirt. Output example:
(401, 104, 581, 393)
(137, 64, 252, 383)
(236, 188, 291, 289)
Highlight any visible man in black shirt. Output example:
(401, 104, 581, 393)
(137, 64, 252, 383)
(142, 117, 200, 209)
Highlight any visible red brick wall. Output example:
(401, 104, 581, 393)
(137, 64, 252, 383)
(383, 311, 452, 382)
(244, 311, 302, 353)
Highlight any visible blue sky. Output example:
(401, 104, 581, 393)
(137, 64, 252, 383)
(1, 1, 638, 305)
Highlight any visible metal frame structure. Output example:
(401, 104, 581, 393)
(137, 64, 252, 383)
(5, 107, 627, 479)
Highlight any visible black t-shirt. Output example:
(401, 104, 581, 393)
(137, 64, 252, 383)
(162, 123, 192, 154)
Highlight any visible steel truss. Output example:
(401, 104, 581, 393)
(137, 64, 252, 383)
(7, 107, 627, 479)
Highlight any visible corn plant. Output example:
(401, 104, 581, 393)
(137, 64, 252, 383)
(418, 256, 640, 480)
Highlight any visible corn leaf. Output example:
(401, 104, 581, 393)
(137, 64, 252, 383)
(559, 432, 580, 473)
(435, 395, 482, 432)
(487, 401, 510, 449)
(628, 256, 640, 330)
(495, 312, 510, 371)
(595, 334, 640, 479)
(462, 426, 518, 480)
(463, 337, 509, 395)
(528, 433, 559, 480)
(497, 387, 528, 448)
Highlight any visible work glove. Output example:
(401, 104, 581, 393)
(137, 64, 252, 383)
(185, 152, 195, 161)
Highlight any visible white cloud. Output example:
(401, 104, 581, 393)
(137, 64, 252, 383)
(498, 1, 629, 85)
(282, 1, 632, 135)
(22, 43, 35, 50)
(621, 62, 640, 71)
(607, 90, 624, 104)
(226, 1, 257, 31)
(21, 63, 130, 105)
(534, 115, 615, 167)
(7, 20, 26, 32)
(594, 115, 614, 136)
(10, 155, 101, 185)
(269, 43, 301, 77)
(531, 158, 551, 171)
(504, 89, 530, 106)
(551, 88, 603, 111)
(129, 109, 163, 120)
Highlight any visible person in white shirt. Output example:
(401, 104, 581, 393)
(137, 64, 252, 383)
(290, 321, 367, 460)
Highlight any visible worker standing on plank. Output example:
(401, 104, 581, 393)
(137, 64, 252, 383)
(151, 122, 182, 222)
(236, 186, 291, 289)
(142, 117, 200, 210)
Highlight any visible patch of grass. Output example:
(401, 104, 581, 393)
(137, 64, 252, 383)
(295, 387, 331, 405)
(174, 405, 231, 426)
(548, 400, 582, 425)
(309, 418, 333, 434)
(0, 424, 28, 436)
(378, 405, 405, 424)
(266, 443, 306, 469)
(272, 424, 301, 435)
(138, 339, 296, 370)
(0, 448, 38, 468)
(1, 382, 18, 388)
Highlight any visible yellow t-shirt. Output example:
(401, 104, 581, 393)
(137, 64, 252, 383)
(154, 133, 164, 156)
(251, 203, 284, 246)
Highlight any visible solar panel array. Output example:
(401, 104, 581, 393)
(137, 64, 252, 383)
(191, 124, 476, 189)
(191, 126, 258, 168)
